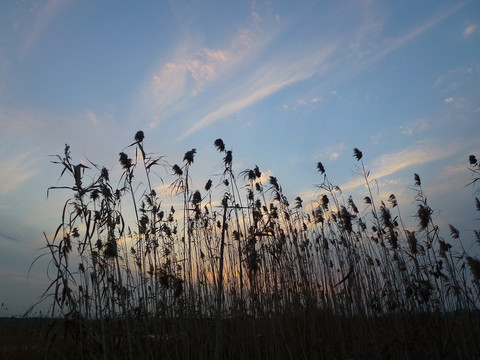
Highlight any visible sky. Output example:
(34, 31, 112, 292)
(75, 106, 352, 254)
(0, 0, 479, 316)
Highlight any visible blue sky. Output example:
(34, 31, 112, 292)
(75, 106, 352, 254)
(0, 0, 479, 316)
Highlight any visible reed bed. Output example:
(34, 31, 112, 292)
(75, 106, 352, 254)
(31, 131, 480, 359)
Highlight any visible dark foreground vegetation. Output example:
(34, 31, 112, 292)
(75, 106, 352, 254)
(10, 132, 480, 359)
(2, 311, 480, 359)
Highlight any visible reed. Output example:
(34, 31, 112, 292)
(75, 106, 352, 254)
(29, 131, 480, 359)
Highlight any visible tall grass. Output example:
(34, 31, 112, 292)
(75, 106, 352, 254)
(34, 131, 480, 359)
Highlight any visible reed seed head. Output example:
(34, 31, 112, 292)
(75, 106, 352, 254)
(353, 148, 363, 161)
(134, 130, 145, 143)
(254, 165, 261, 179)
(172, 164, 183, 176)
(417, 204, 431, 230)
(388, 194, 397, 207)
(438, 239, 452, 253)
(183, 149, 196, 165)
(414, 173, 421, 186)
(269, 176, 279, 191)
(469, 155, 477, 165)
(317, 162, 325, 174)
(224, 150, 232, 167)
(191, 190, 202, 205)
(322, 194, 329, 209)
(466, 257, 480, 282)
(205, 179, 212, 191)
(295, 197, 303, 209)
(214, 138, 225, 152)
(119, 152, 132, 170)
(449, 224, 459, 239)
(348, 196, 358, 214)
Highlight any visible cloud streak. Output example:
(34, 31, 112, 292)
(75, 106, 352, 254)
(178, 1, 462, 140)
(0, 150, 38, 195)
(140, 21, 267, 126)
(20, 0, 71, 57)
(179, 44, 337, 139)
(340, 141, 463, 192)
(354, 3, 466, 70)
(137, 1, 465, 142)
(463, 24, 477, 37)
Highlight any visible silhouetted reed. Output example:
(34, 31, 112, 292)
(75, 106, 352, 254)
(32, 132, 480, 359)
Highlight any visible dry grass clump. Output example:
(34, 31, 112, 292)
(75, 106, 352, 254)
(27, 131, 480, 359)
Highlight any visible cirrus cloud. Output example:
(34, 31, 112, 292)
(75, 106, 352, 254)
(463, 24, 477, 37)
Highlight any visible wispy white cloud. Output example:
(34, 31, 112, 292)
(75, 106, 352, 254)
(283, 89, 342, 113)
(434, 65, 474, 97)
(139, 1, 464, 139)
(143, 60, 189, 123)
(435, 66, 469, 86)
(250, 11, 262, 23)
(347, 2, 386, 60)
(400, 119, 429, 136)
(0, 150, 38, 195)
(333, 1, 465, 87)
(370, 132, 383, 145)
(20, 0, 71, 57)
(463, 23, 477, 37)
(340, 140, 463, 191)
(0, 107, 43, 134)
(86, 110, 98, 126)
(180, 78, 297, 139)
(186, 48, 230, 93)
(417, 119, 429, 131)
(369, 4, 465, 64)
(180, 44, 337, 139)
(140, 19, 266, 126)
(444, 97, 466, 108)
(315, 143, 346, 161)
(401, 126, 413, 136)
(274, 2, 464, 116)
